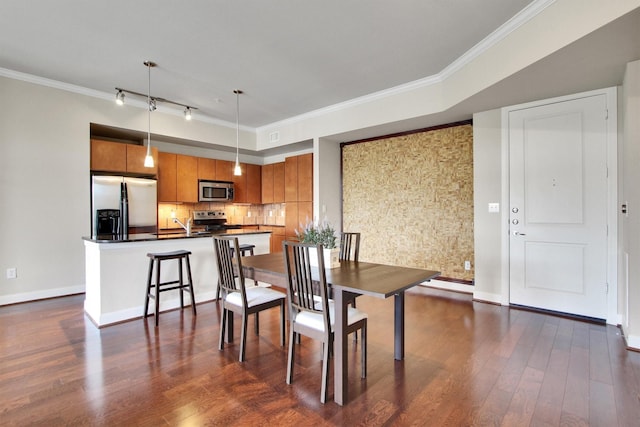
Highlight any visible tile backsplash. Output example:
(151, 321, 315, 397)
(158, 202, 285, 230)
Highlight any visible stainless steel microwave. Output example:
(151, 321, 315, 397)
(198, 180, 234, 202)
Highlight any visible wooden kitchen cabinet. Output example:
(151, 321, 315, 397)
(285, 201, 313, 239)
(215, 160, 234, 182)
(285, 202, 298, 238)
(198, 157, 216, 181)
(284, 156, 298, 202)
(90, 139, 158, 174)
(233, 163, 261, 204)
(261, 164, 274, 204)
(273, 162, 285, 203)
(246, 163, 262, 204)
(234, 164, 247, 203)
(126, 144, 158, 175)
(91, 139, 126, 172)
(297, 153, 313, 202)
(176, 154, 198, 203)
(158, 152, 177, 202)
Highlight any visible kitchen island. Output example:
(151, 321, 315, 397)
(82, 229, 271, 327)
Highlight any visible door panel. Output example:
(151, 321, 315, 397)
(509, 94, 608, 319)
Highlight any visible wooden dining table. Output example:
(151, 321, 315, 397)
(240, 252, 440, 405)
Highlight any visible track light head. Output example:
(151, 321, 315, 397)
(148, 98, 156, 112)
(184, 107, 192, 120)
(115, 89, 125, 105)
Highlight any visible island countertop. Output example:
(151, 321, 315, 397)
(82, 228, 270, 244)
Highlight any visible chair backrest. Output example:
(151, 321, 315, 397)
(213, 236, 247, 305)
(282, 241, 331, 330)
(339, 232, 360, 261)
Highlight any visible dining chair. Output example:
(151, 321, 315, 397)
(283, 240, 367, 403)
(339, 232, 360, 329)
(213, 236, 285, 362)
(339, 232, 360, 262)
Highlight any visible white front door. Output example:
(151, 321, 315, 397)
(508, 94, 608, 319)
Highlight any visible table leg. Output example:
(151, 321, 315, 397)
(334, 288, 348, 406)
(394, 291, 405, 360)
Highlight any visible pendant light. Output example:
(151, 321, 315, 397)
(233, 89, 243, 176)
(143, 60, 156, 168)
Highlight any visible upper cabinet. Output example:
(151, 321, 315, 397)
(197, 157, 216, 181)
(157, 153, 198, 203)
(176, 155, 198, 203)
(285, 153, 312, 202)
(158, 152, 177, 202)
(215, 160, 234, 182)
(261, 164, 274, 204)
(245, 163, 262, 204)
(273, 162, 285, 203)
(262, 161, 285, 204)
(284, 156, 298, 202)
(297, 153, 313, 202)
(234, 163, 262, 204)
(90, 139, 158, 175)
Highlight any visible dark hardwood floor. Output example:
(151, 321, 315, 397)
(1, 287, 640, 426)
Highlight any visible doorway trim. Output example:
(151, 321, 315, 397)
(500, 87, 618, 324)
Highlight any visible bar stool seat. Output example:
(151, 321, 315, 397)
(234, 244, 255, 256)
(144, 249, 196, 327)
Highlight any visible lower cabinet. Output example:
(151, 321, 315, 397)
(259, 225, 286, 253)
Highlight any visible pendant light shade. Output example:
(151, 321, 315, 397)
(144, 61, 156, 168)
(233, 89, 243, 176)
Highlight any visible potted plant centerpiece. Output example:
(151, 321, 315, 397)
(296, 219, 340, 268)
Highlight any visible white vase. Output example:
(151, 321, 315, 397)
(309, 247, 340, 268)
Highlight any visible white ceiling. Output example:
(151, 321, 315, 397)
(1, 0, 639, 141)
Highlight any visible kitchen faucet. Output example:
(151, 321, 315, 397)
(173, 217, 192, 235)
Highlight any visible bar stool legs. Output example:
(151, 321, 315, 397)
(144, 250, 196, 327)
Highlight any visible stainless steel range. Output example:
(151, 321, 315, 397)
(192, 210, 241, 231)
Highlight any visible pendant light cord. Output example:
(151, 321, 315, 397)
(147, 63, 151, 153)
(235, 90, 240, 162)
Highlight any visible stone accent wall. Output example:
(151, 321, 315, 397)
(342, 123, 474, 281)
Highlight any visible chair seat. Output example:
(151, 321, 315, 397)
(295, 300, 368, 332)
(225, 286, 285, 308)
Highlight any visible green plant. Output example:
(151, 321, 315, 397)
(295, 219, 337, 249)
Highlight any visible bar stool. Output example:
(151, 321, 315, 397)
(144, 250, 196, 327)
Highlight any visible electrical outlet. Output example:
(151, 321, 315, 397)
(464, 261, 471, 271)
(6, 267, 17, 279)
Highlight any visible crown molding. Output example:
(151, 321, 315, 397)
(257, 0, 556, 133)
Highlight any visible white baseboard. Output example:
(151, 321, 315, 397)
(472, 290, 504, 305)
(0, 285, 85, 306)
(86, 290, 218, 327)
(423, 279, 474, 294)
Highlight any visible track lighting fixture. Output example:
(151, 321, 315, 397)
(114, 85, 196, 119)
(233, 89, 243, 177)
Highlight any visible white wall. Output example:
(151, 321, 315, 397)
(0, 76, 252, 304)
(472, 109, 505, 303)
(621, 60, 640, 347)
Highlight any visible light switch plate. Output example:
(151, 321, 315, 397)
(488, 203, 500, 213)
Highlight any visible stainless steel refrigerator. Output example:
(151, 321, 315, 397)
(91, 175, 157, 236)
